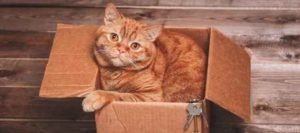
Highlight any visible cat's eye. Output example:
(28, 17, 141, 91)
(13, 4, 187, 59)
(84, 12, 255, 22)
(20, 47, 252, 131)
(130, 42, 141, 50)
(110, 33, 119, 42)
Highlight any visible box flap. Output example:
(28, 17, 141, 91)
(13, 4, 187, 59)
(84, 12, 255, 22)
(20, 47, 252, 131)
(39, 24, 99, 98)
(205, 28, 251, 121)
(96, 102, 208, 133)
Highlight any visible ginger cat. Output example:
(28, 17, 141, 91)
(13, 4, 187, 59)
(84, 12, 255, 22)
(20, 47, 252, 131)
(82, 3, 206, 112)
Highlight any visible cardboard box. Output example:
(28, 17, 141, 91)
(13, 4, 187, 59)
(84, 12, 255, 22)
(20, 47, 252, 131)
(40, 24, 250, 133)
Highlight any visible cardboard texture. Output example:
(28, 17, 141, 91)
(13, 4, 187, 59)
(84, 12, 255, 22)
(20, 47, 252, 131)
(40, 24, 99, 97)
(206, 29, 251, 121)
(39, 24, 250, 133)
(96, 102, 209, 133)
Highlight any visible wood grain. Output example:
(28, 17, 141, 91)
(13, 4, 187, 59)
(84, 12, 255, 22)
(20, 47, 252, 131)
(233, 34, 300, 63)
(0, 7, 299, 35)
(0, 120, 96, 133)
(0, 86, 94, 120)
(0, 59, 46, 87)
(211, 63, 300, 125)
(251, 63, 300, 124)
(0, 31, 53, 58)
(0, 119, 299, 133)
(211, 123, 300, 133)
(0, 0, 300, 8)
(1, 31, 299, 64)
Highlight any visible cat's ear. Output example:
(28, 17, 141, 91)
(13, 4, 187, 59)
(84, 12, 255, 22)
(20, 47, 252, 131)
(104, 3, 122, 25)
(143, 25, 162, 41)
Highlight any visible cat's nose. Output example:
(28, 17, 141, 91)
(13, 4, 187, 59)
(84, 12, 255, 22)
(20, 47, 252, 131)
(118, 46, 127, 53)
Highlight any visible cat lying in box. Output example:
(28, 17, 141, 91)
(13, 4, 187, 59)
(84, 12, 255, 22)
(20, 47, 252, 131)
(82, 3, 206, 112)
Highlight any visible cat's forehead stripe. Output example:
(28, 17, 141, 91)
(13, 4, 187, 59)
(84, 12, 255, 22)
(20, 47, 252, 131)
(120, 19, 143, 41)
(120, 24, 125, 37)
(128, 27, 138, 41)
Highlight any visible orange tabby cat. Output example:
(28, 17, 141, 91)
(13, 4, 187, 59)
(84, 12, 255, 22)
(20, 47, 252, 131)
(82, 3, 206, 112)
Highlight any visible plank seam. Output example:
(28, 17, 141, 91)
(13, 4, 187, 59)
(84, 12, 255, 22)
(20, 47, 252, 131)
(0, 118, 94, 122)
(0, 5, 299, 11)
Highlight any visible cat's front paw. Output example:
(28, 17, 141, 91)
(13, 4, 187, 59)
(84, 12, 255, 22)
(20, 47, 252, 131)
(82, 91, 107, 112)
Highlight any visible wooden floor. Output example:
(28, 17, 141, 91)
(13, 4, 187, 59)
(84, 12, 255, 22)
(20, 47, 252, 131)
(0, 0, 300, 133)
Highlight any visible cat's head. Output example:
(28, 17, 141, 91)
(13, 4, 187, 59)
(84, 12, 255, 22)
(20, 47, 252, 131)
(94, 3, 162, 70)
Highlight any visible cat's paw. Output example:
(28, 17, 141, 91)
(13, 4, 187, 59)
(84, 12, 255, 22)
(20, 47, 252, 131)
(82, 91, 106, 112)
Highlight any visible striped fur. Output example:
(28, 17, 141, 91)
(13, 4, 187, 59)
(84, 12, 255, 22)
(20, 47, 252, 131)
(82, 3, 206, 112)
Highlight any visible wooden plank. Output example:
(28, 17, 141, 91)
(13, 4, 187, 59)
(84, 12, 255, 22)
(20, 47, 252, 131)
(251, 64, 300, 124)
(0, 7, 298, 66)
(0, 120, 96, 133)
(0, 31, 53, 58)
(211, 63, 300, 125)
(0, 0, 300, 8)
(0, 7, 299, 35)
(0, 59, 46, 87)
(0, 32, 299, 64)
(232, 34, 300, 63)
(158, 0, 300, 8)
(1, 31, 299, 64)
(0, 87, 94, 120)
(211, 123, 300, 133)
(0, 59, 89, 120)
(0, 6, 297, 61)
(1, 33, 299, 64)
(0, 119, 299, 133)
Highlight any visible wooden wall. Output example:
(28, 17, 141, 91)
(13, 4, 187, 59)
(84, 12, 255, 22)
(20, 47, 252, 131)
(0, 0, 299, 132)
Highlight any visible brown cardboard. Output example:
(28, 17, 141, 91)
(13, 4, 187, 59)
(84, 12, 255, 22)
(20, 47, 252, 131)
(39, 24, 250, 132)
(205, 28, 251, 121)
(96, 102, 208, 133)
(39, 24, 99, 97)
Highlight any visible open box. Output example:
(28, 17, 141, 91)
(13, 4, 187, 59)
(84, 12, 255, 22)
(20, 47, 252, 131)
(40, 24, 250, 133)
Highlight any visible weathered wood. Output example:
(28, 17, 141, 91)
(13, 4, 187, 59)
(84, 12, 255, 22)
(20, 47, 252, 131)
(0, 119, 299, 133)
(0, 86, 94, 120)
(0, 7, 299, 35)
(232, 34, 300, 63)
(211, 123, 300, 133)
(211, 63, 300, 125)
(0, 120, 96, 133)
(0, 31, 53, 58)
(158, 0, 300, 8)
(0, 0, 155, 7)
(0, 59, 46, 87)
(0, 0, 300, 8)
(251, 63, 300, 124)
(1, 31, 299, 64)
